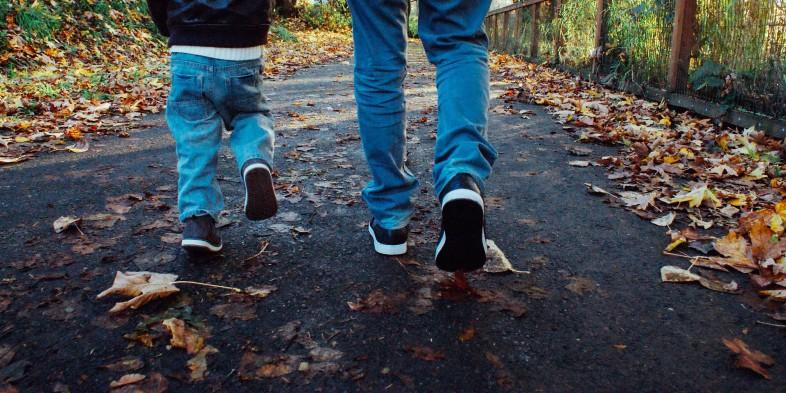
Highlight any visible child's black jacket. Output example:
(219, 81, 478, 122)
(147, 0, 271, 47)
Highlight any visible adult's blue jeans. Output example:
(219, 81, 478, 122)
(348, 0, 498, 230)
(166, 53, 275, 222)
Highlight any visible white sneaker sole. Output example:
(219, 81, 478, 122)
(368, 224, 407, 256)
(181, 239, 223, 252)
(440, 188, 485, 212)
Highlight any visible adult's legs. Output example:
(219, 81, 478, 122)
(348, 0, 419, 230)
(418, 0, 498, 198)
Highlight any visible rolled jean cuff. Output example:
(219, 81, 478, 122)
(179, 209, 219, 223)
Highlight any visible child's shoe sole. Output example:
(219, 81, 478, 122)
(243, 163, 278, 221)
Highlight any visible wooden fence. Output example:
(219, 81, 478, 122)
(485, 0, 786, 139)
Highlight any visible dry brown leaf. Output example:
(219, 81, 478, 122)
(245, 285, 277, 299)
(112, 372, 167, 393)
(187, 345, 218, 382)
(162, 318, 206, 355)
(100, 356, 143, 372)
(565, 276, 597, 295)
(723, 338, 774, 380)
(405, 346, 445, 361)
(110, 373, 145, 389)
(309, 347, 343, 362)
(458, 326, 476, 342)
(97, 271, 180, 313)
(660, 266, 739, 294)
(712, 231, 757, 271)
(210, 303, 256, 321)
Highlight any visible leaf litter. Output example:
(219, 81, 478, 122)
(493, 53, 786, 325)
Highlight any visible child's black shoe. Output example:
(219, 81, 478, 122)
(181, 214, 223, 256)
(242, 159, 278, 221)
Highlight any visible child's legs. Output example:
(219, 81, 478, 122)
(222, 59, 275, 171)
(167, 54, 225, 222)
(348, 0, 419, 230)
(418, 0, 498, 197)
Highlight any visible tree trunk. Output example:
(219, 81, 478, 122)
(275, 0, 298, 17)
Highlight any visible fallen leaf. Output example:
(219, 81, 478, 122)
(565, 276, 597, 295)
(620, 191, 656, 210)
(458, 326, 476, 342)
(112, 372, 167, 393)
(569, 160, 590, 167)
(712, 231, 757, 271)
(405, 346, 444, 361)
(651, 212, 676, 227)
(100, 356, 143, 372)
(723, 338, 774, 379)
(245, 285, 277, 299)
(97, 271, 180, 313)
(309, 347, 343, 362)
(109, 373, 145, 389)
(162, 317, 206, 354)
(53, 216, 81, 233)
(660, 265, 739, 294)
(187, 345, 218, 382)
(210, 303, 256, 321)
(484, 240, 529, 274)
(0, 156, 29, 165)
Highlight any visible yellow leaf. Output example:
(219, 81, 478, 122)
(665, 237, 686, 252)
(662, 155, 680, 164)
(14, 136, 29, 143)
(769, 214, 784, 234)
(775, 201, 786, 220)
(659, 117, 672, 127)
(668, 185, 721, 208)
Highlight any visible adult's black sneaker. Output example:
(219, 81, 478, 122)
(368, 218, 408, 256)
(181, 214, 223, 255)
(242, 158, 278, 221)
(435, 173, 487, 272)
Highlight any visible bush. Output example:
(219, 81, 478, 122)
(271, 24, 298, 43)
(297, 1, 351, 31)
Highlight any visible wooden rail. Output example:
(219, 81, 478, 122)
(485, 0, 786, 138)
(487, 0, 549, 17)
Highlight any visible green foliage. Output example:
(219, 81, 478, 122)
(689, 60, 727, 92)
(408, 15, 418, 38)
(15, 2, 61, 41)
(297, 0, 351, 31)
(0, 2, 9, 51)
(271, 25, 298, 43)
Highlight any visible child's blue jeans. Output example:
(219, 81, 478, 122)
(166, 53, 275, 222)
(348, 0, 498, 230)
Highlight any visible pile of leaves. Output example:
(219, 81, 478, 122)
(0, 1, 352, 165)
(491, 54, 786, 317)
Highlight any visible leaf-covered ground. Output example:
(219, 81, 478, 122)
(492, 53, 786, 314)
(2, 44, 786, 391)
(0, 18, 351, 165)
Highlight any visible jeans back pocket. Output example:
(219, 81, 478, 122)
(168, 73, 212, 122)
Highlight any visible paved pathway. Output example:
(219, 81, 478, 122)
(1, 45, 784, 392)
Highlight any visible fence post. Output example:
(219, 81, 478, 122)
(592, 0, 609, 79)
(513, 9, 523, 54)
(667, 0, 697, 92)
(531, 3, 541, 59)
(501, 11, 510, 53)
(551, 0, 563, 63)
